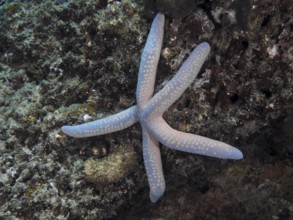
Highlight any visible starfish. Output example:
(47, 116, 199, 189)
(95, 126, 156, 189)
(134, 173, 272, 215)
(61, 13, 243, 203)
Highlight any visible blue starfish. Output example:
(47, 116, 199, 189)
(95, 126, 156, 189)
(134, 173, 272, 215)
(61, 13, 243, 203)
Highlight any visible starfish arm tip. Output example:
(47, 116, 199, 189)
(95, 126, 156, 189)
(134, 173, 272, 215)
(229, 147, 244, 160)
(150, 189, 165, 203)
(199, 41, 211, 50)
(61, 125, 79, 138)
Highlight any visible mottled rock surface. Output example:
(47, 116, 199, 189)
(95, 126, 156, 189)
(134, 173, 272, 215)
(0, 0, 292, 219)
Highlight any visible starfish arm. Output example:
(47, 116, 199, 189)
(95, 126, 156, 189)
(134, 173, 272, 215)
(136, 13, 165, 108)
(142, 42, 211, 119)
(61, 105, 138, 138)
(146, 117, 243, 160)
(142, 126, 165, 203)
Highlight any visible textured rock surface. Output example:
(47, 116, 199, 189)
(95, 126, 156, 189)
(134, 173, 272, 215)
(0, 0, 292, 219)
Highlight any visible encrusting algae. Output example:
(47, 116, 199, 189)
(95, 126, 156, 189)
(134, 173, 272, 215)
(84, 146, 138, 183)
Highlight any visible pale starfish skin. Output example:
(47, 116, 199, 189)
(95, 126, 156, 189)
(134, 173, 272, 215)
(61, 13, 243, 203)
(62, 105, 137, 138)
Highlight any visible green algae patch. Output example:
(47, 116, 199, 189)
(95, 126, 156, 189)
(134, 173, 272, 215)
(84, 146, 138, 183)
